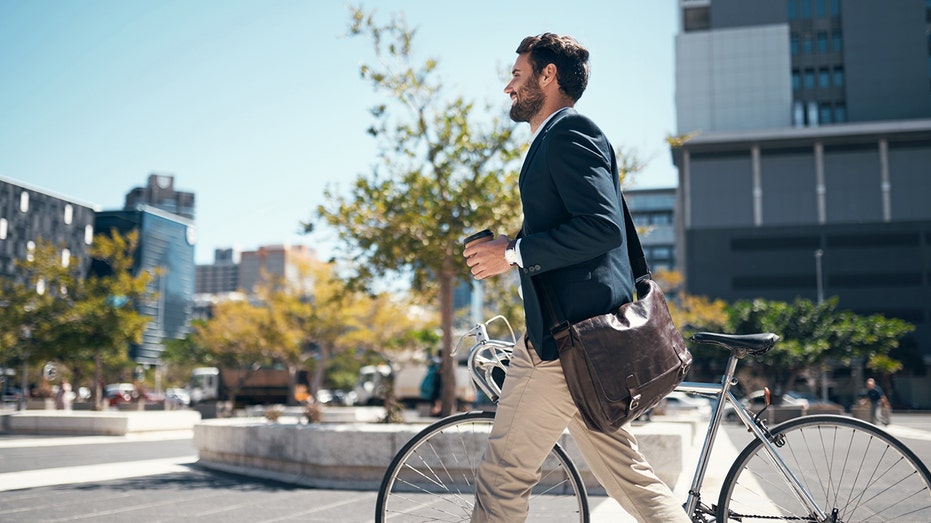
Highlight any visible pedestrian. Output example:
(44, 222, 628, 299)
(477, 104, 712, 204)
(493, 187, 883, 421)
(864, 378, 891, 425)
(463, 33, 690, 522)
(420, 352, 443, 416)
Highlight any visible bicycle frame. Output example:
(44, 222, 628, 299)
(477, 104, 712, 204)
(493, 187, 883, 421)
(679, 351, 829, 521)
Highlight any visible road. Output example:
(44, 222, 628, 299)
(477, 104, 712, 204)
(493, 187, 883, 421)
(1, 413, 930, 522)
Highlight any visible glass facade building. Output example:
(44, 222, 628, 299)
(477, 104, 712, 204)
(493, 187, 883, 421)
(95, 206, 196, 365)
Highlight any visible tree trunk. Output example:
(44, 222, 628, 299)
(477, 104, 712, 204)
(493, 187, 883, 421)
(438, 257, 456, 417)
(94, 352, 104, 411)
(312, 344, 329, 401)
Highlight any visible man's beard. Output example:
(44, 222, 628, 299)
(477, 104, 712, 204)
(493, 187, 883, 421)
(509, 81, 545, 123)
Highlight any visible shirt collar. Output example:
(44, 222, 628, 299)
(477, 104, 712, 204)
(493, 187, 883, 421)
(529, 107, 571, 144)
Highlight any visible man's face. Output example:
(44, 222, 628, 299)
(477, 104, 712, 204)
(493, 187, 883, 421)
(505, 53, 545, 123)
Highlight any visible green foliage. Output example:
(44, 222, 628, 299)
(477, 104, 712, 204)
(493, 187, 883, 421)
(726, 296, 914, 393)
(309, 6, 524, 417)
(0, 232, 153, 408)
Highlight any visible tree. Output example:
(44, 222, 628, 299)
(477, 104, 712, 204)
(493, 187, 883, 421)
(0, 233, 153, 409)
(60, 230, 153, 409)
(192, 293, 300, 404)
(0, 240, 75, 402)
(311, 7, 523, 416)
(727, 297, 914, 399)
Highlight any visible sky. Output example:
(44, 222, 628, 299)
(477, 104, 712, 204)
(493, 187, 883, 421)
(0, 1, 680, 264)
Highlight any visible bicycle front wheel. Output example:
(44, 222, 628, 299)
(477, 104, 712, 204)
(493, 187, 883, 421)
(375, 410, 589, 522)
(718, 414, 931, 522)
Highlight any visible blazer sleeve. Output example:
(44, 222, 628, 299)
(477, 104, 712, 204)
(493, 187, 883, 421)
(518, 115, 624, 273)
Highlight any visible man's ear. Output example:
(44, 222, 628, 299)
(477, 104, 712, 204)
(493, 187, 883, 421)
(539, 63, 558, 88)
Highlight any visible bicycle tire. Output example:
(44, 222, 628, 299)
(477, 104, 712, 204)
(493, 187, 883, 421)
(375, 410, 590, 522)
(717, 414, 931, 522)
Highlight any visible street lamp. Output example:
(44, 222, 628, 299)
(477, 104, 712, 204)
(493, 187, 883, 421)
(814, 249, 828, 402)
(814, 249, 824, 305)
(19, 325, 31, 411)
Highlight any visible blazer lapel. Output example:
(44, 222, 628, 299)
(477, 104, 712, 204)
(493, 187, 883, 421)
(518, 108, 576, 190)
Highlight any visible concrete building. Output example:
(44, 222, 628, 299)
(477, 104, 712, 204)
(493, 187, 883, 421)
(124, 173, 195, 220)
(238, 244, 316, 294)
(626, 188, 678, 273)
(193, 244, 317, 320)
(672, 0, 931, 407)
(195, 248, 241, 295)
(0, 176, 97, 284)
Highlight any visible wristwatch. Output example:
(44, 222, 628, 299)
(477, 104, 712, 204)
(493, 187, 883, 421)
(504, 239, 519, 267)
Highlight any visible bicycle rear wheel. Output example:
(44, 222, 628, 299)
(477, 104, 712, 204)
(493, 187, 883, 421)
(375, 410, 589, 522)
(717, 414, 931, 522)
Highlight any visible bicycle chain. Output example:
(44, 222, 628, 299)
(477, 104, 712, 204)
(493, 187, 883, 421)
(725, 513, 817, 521)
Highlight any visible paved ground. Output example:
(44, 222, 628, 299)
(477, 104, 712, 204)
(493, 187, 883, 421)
(2, 413, 931, 522)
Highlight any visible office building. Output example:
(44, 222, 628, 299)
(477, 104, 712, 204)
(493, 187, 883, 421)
(195, 248, 241, 295)
(124, 173, 195, 219)
(95, 205, 196, 365)
(0, 176, 97, 284)
(672, 0, 931, 406)
(626, 188, 678, 272)
(238, 244, 316, 294)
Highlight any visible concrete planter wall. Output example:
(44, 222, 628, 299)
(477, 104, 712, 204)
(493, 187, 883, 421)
(2, 410, 201, 436)
(194, 418, 695, 494)
(25, 398, 55, 410)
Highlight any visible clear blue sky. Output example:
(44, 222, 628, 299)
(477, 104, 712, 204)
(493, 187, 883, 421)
(0, 0, 678, 264)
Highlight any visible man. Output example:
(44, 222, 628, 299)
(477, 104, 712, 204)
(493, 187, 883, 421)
(865, 378, 890, 425)
(463, 33, 690, 522)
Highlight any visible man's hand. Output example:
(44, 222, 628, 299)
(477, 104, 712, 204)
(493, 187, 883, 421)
(463, 235, 512, 280)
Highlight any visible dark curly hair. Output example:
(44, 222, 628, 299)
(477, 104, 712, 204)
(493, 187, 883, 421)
(516, 33, 590, 102)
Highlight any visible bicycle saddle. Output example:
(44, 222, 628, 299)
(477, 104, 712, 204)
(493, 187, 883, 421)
(689, 332, 779, 356)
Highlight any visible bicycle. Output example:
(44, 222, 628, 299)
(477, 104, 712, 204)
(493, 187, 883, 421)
(376, 315, 931, 522)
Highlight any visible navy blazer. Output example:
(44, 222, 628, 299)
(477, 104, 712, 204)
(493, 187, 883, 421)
(517, 108, 634, 361)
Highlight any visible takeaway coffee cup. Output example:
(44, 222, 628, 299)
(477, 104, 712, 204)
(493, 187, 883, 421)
(463, 229, 494, 249)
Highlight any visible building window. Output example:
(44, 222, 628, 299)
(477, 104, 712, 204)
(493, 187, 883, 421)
(835, 103, 847, 122)
(26, 240, 36, 261)
(800, 0, 811, 18)
(817, 32, 828, 52)
(819, 68, 830, 88)
(832, 33, 843, 52)
(84, 224, 94, 245)
(683, 7, 710, 32)
(19, 191, 29, 213)
(815, 0, 826, 17)
(819, 103, 833, 124)
(62, 248, 71, 268)
(831, 0, 841, 16)
(791, 34, 800, 55)
(788, 0, 798, 19)
(833, 66, 845, 87)
(804, 69, 816, 89)
(792, 70, 801, 90)
(802, 35, 813, 54)
(0, 218, 6, 240)
(64, 204, 73, 225)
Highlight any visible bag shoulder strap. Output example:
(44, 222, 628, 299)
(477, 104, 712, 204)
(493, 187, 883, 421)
(536, 193, 650, 332)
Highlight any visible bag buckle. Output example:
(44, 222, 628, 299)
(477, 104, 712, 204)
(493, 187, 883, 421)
(629, 393, 642, 411)
(626, 374, 642, 411)
(550, 321, 571, 339)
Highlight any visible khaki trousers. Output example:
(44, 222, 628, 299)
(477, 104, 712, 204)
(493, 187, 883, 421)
(471, 336, 690, 523)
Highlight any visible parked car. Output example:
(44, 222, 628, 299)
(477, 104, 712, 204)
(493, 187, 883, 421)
(657, 391, 712, 418)
(105, 383, 135, 406)
(722, 389, 811, 422)
(315, 389, 356, 406)
(165, 387, 191, 407)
